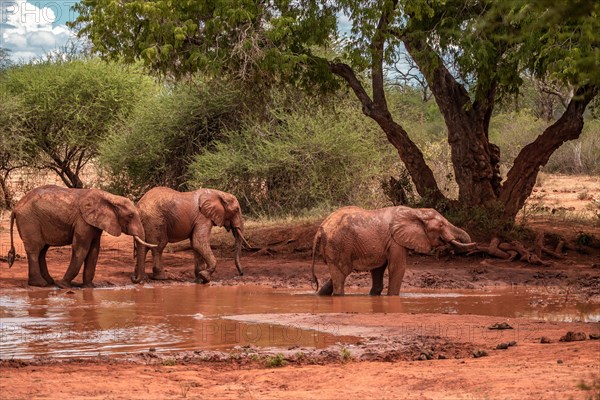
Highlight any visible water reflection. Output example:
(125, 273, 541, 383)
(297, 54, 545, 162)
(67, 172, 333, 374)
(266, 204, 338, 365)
(0, 285, 597, 359)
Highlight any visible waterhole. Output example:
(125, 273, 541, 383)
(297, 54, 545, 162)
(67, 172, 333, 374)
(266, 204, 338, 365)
(0, 284, 597, 359)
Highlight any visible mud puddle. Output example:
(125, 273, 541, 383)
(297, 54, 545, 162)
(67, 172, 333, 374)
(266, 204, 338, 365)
(0, 284, 597, 359)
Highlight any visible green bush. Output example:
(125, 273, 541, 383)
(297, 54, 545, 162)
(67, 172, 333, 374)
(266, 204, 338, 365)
(188, 100, 396, 216)
(99, 80, 242, 197)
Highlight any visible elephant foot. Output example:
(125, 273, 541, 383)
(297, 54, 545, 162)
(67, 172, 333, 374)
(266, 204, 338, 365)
(195, 270, 211, 284)
(151, 271, 169, 280)
(317, 279, 334, 296)
(28, 277, 52, 287)
(55, 279, 73, 289)
(41, 276, 55, 285)
(81, 282, 95, 288)
(131, 273, 149, 284)
(369, 289, 383, 296)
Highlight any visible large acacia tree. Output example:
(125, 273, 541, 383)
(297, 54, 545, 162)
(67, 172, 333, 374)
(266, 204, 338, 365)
(71, 0, 598, 220)
(1, 59, 154, 189)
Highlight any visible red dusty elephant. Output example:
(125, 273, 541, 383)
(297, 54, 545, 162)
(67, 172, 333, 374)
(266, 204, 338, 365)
(7, 185, 155, 288)
(311, 205, 475, 296)
(132, 187, 249, 284)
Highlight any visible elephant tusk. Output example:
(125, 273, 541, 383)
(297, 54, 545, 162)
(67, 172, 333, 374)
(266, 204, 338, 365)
(236, 228, 252, 249)
(450, 240, 477, 250)
(134, 236, 158, 248)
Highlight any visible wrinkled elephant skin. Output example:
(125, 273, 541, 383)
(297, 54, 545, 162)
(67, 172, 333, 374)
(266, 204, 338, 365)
(311, 206, 473, 296)
(132, 187, 246, 284)
(8, 185, 149, 288)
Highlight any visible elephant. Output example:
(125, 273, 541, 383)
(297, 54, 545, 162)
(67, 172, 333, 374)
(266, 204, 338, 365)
(310, 205, 475, 296)
(131, 187, 249, 284)
(7, 185, 156, 288)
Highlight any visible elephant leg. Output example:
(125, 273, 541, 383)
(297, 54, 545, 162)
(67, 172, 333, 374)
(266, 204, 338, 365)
(386, 246, 408, 296)
(369, 264, 387, 296)
(330, 265, 348, 296)
(133, 244, 150, 283)
(25, 247, 51, 287)
(317, 279, 334, 296)
(151, 243, 168, 280)
(56, 236, 92, 289)
(82, 236, 101, 288)
(193, 251, 207, 281)
(38, 245, 54, 285)
(191, 223, 216, 283)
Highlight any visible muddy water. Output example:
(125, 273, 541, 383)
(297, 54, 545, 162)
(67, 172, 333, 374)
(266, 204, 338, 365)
(0, 285, 598, 359)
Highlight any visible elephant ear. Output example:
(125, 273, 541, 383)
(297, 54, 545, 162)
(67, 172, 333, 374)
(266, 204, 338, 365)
(390, 207, 432, 254)
(79, 189, 122, 237)
(199, 190, 226, 227)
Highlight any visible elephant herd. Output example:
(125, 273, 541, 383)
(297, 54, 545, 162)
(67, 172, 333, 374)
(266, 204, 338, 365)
(6, 185, 474, 295)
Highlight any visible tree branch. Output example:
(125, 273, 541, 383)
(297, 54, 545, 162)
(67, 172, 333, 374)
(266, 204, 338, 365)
(500, 84, 598, 218)
(370, 0, 398, 110)
(402, 34, 472, 118)
(329, 62, 374, 114)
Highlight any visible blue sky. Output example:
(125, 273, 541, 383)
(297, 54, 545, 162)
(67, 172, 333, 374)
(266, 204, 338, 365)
(1, 1, 80, 62)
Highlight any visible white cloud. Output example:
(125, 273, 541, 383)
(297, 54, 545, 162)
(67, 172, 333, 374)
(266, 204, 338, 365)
(1, 1, 78, 63)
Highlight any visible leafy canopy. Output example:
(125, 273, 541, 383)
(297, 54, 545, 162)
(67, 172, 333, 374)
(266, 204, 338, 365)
(188, 97, 394, 216)
(71, 0, 338, 90)
(71, 1, 598, 99)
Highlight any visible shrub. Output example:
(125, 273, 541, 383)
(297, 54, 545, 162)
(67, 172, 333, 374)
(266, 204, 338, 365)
(544, 119, 600, 175)
(99, 80, 242, 197)
(189, 100, 396, 216)
(265, 353, 287, 368)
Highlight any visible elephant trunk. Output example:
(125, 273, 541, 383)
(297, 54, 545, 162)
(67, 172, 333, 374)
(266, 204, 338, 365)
(232, 227, 245, 276)
(448, 227, 477, 251)
(131, 236, 157, 283)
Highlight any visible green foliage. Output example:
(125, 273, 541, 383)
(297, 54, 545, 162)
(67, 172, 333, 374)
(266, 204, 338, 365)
(70, 0, 338, 91)
(446, 202, 511, 241)
(1, 59, 153, 188)
(385, 87, 447, 142)
(188, 98, 395, 217)
(71, 0, 599, 220)
(99, 80, 242, 197)
(340, 347, 353, 363)
(265, 353, 287, 368)
(498, 0, 600, 87)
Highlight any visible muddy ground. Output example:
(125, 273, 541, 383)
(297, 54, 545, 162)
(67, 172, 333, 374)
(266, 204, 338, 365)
(0, 174, 599, 399)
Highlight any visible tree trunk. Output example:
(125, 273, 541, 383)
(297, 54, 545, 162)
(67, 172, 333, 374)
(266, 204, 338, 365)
(500, 85, 597, 219)
(403, 36, 501, 208)
(329, 62, 445, 205)
(49, 154, 85, 189)
(0, 174, 12, 209)
(372, 111, 445, 205)
(443, 111, 500, 207)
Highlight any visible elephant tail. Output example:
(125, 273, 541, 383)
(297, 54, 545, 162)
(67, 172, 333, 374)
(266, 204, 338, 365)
(7, 211, 16, 268)
(310, 228, 322, 292)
